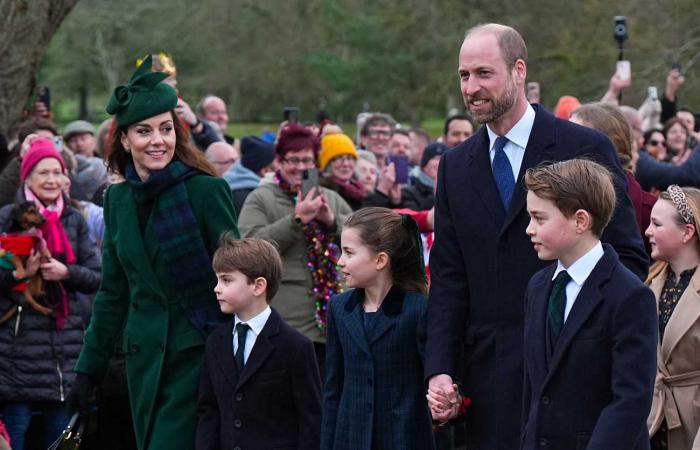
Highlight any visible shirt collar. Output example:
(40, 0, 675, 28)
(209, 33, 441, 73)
(233, 305, 272, 337)
(487, 103, 536, 151)
(553, 241, 604, 286)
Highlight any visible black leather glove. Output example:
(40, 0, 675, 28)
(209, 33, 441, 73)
(66, 372, 94, 415)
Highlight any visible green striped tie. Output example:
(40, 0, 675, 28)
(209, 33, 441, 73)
(548, 271, 571, 342)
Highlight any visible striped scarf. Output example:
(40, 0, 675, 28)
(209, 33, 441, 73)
(126, 160, 224, 334)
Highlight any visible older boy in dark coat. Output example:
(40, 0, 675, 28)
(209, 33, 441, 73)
(521, 160, 656, 450)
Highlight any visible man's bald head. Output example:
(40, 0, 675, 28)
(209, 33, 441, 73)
(205, 141, 239, 176)
(464, 23, 528, 69)
(198, 95, 229, 132)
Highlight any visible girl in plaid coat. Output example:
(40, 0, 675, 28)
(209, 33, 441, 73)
(321, 207, 435, 450)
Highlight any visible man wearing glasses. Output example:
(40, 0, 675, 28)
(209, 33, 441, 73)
(359, 113, 396, 170)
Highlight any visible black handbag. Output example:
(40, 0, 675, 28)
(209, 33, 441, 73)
(47, 412, 85, 450)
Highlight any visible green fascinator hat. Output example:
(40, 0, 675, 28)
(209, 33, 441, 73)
(106, 54, 178, 126)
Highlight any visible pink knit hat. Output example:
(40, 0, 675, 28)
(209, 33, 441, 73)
(20, 138, 66, 182)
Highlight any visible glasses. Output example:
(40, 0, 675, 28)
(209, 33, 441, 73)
(283, 156, 316, 166)
(368, 129, 392, 138)
(332, 155, 356, 163)
(649, 140, 666, 147)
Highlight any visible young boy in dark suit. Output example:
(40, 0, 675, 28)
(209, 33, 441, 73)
(521, 159, 657, 450)
(196, 236, 321, 450)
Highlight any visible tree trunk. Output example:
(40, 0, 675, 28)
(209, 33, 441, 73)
(0, 0, 79, 134)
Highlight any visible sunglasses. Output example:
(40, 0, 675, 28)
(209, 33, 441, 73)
(649, 140, 666, 147)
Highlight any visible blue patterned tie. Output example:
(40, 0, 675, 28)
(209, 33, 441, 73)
(492, 136, 515, 207)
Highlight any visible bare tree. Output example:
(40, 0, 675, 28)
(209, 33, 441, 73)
(0, 0, 79, 133)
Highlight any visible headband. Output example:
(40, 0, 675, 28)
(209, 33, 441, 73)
(667, 185, 695, 225)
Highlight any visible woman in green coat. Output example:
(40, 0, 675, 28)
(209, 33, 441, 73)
(68, 55, 239, 450)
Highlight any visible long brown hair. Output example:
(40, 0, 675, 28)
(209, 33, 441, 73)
(105, 111, 216, 177)
(344, 207, 428, 295)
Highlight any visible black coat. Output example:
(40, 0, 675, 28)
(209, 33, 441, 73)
(196, 308, 322, 450)
(401, 177, 435, 211)
(425, 105, 649, 450)
(521, 246, 657, 450)
(0, 195, 101, 402)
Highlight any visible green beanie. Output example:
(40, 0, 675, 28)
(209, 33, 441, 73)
(106, 54, 178, 126)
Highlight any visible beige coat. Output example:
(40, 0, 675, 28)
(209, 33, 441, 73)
(648, 268, 700, 450)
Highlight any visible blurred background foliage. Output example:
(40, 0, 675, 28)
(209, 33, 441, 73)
(38, 0, 700, 137)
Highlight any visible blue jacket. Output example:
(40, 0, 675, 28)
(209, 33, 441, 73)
(521, 245, 656, 450)
(322, 287, 435, 450)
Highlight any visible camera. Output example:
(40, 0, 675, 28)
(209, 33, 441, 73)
(613, 16, 628, 45)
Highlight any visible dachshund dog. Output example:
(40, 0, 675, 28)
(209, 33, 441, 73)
(0, 202, 53, 324)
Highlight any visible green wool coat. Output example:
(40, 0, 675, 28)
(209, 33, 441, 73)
(75, 175, 239, 450)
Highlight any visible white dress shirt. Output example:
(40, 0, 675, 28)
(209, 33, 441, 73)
(552, 241, 605, 322)
(486, 103, 536, 179)
(232, 306, 272, 365)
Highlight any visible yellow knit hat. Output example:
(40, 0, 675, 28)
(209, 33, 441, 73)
(319, 133, 358, 170)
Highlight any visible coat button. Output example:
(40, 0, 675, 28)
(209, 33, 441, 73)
(235, 393, 243, 401)
(541, 395, 550, 405)
(130, 343, 140, 353)
(538, 437, 549, 447)
(234, 419, 242, 428)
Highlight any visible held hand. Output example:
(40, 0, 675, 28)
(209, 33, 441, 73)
(24, 250, 42, 278)
(294, 187, 322, 224)
(427, 374, 458, 421)
(174, 98, 198, 127)
(315, 193, 335, 227)
(40, 258, 70, 281)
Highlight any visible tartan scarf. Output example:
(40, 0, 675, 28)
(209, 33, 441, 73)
(275, 171, 343, 332)
(126, 160, 224, 334)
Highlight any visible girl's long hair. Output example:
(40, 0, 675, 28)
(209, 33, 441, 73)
(646, 187, 700, 284)
(105, 111, 216, 177)
(344, 207, 428, 296)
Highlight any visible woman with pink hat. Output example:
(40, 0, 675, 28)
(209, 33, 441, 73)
(0, 137, 101, 450)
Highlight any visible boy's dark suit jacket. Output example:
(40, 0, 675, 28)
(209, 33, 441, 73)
(425, 104, 649, 450)
(321, 287, 435, 450)
(521, 245, 657, 450)
(196, 307, 321, 450)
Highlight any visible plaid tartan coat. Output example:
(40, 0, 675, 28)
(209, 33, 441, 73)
(321, 287, 435, 450)
(75, 174, 239, 450)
